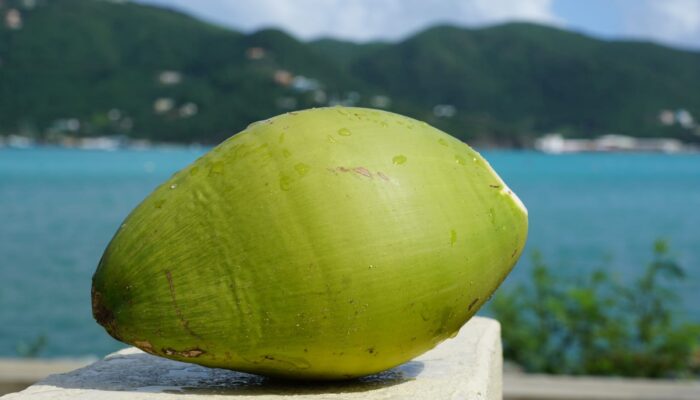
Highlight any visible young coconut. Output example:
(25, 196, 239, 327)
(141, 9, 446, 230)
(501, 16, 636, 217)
(92, 107, 528, 379)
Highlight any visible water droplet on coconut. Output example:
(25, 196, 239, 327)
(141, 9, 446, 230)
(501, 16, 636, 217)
(208, 161, 224, 176)
(393, 155, 407, 165)
(279, 176, 292, 191)
(295, 163, 310, 177)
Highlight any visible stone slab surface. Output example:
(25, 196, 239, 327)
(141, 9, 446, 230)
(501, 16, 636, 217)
(2, 317, 502, 400)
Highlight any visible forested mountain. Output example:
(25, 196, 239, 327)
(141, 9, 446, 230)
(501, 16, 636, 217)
(1, 0, 699, 146)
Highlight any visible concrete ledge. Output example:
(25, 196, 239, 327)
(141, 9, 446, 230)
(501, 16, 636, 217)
(504, 373, 700, 400)
(2, 317, 502, 399)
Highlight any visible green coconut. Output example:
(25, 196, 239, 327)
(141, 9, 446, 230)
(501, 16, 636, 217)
(92, 107, 528, 379)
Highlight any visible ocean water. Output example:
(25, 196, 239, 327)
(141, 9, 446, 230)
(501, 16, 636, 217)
(1, 148, 698, 358)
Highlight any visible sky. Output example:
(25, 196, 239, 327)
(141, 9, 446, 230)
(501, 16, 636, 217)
(134, 0, 700, 50)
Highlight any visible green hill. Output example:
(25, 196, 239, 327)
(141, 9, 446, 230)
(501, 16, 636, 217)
(350, 23, 700, 145)
(309, 38, 389, 71)
(1, 0, 699, 146)
(0, 0, 364, 143)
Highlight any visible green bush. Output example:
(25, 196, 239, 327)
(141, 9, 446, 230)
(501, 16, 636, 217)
(15, 334, 48, 358)
(491, 240, 700, 377)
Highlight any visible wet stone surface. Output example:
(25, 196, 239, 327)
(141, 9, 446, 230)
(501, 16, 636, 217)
(4, 317, 502, 399)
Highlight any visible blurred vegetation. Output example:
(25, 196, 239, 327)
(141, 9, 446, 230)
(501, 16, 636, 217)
(492, 240, 700, 377)
(15, 334, 48, 358)
(1, 0, 700, 145)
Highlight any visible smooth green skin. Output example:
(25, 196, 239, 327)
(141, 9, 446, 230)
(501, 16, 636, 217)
(92, 107, 528, 379)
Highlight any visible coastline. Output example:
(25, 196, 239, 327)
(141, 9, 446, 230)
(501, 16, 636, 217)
(1, 133, 699, 154)
(0, 357, 94, 396)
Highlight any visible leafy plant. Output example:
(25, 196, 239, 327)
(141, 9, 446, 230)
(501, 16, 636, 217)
(15, 334, 48, 358)
(491, 240, 700, 377)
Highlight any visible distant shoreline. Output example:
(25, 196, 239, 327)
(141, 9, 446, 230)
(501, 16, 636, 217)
(1, 134, 698, 154)
(0, 135, 207, 152)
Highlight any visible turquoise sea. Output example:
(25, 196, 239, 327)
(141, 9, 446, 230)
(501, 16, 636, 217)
(1, 148, 699, 357)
